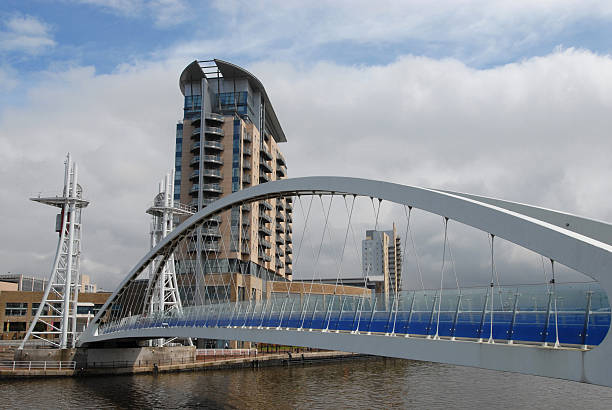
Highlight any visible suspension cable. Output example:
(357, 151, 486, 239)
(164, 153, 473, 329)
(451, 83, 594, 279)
(434, 217, 449, 339)
(551, 259, 560, 348)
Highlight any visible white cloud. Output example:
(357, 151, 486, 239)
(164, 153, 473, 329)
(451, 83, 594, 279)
(0, 14, 56, 54)
(167, 0, 612, 65)
(1, 48, 611, 290)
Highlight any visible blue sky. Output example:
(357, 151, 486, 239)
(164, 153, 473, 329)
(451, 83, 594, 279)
(4, 0, 612, 78)
(1, 1, 612, 288)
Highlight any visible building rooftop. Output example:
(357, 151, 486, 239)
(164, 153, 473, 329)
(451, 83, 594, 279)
(179, 59, 287, 143)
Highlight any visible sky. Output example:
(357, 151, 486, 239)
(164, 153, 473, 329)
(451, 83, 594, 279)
(1, 0, 611, 290)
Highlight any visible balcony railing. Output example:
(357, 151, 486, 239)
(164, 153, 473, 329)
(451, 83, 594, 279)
(259, 212, 272, 223)
(241, 203, 251, 212)
(201, 227, 221, 237)
(259, 238, 272, 249)
(259, 158, 272, 173)
(190, 156, 200, 166)
(243, 162, 252, 170)
(190, 184, 199, 194)
(241, 245, 250, 255)
(203, 140, 223, 150)
(202, 169, 222, 178)
(202, 183, 222, 193)
(205, 127, 224, 136)
(276, 166, 286, 178)
(243, 174, 251, 184)
(192, 127, 201, 136)
(203, 155, 223, 165)
(276, 152, 286, 166)
(276, 212, 285, 222)
(190, 170, 199, 180)
(243, 133, 252, 142)
(259, 200, 273, 211)
(259, 171, 270, 183)
(243, 148, 252, 156)
(275, 223, 283, 232)
(205, 112, 224, 122)
(276, 236, 284, 245)
(260, 144, 272, 160)
(258, 225, 272, 236)
(191, 142, 200, 152)
(276, 246, 285, 257)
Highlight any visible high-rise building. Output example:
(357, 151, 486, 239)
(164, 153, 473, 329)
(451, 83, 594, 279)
(362, 224, 402, 294)
(174, 59, 292, 306)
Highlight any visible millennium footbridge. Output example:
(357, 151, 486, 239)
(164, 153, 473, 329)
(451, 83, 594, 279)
(68, 176, 612, 387)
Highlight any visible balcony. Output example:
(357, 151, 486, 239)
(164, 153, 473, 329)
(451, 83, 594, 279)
(192, 127, 201, 136)
(286, 215, 293, 223)
(258, 251, 271, 262)
(276, 166, 286, 178)
(205, 127, 224, 136)
(203, 140, 223, 150)
(286, 235, 292, 244)
(241, 245, 250, 255)
(191, 141, 200, 153)
(260, 144, 272, 160)
(259, 238, 272, 249)
(243, 133, 252, 143)
(275, 223, 283, 232)
(202, 183, 222, 193)
(201, 227, 221, 237)
(202, 169, 222, 179)
(285, 267, 292, 275)
(276, 201, 285, 211)
(203, 155, 223, 165)
(243, 162, 251, 170)
(259, 200, 273, 211)
(259, 212, 272, 223)
(276, 246, 285, 257)
(258, 224, 272, 236)
(286, 224, 292, 233)
(286, 245, 293, 254)
(190, 116, 201, 126)
(276, 260, 284, 269)
(190, 156, 200, 167)
(285, 255, 293, 264)
(259, 158, 272, 173)
(242, 218, 251, 226)
(189, 184, 200, 194)
(203, 242, 220, 252)
(205, 215, 221, 224)
(243, 148, 252, 156)
(276, 212, 285, 222)
(187, 241, 220, 253)
(276, 152, 286, 166)
(286, 202, 293, 211)
(205, 112, 224, 122)
(243, 174, 251, 185)
(241, 203, 252, 212)
(190, 170, 199, 181)
(276, 236, 284, 245)
(259, 171, 270, 183)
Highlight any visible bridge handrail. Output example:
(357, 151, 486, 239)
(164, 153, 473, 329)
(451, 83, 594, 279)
(0, 360, 76, 370)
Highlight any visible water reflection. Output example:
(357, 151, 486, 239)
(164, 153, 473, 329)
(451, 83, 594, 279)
(1, 358, 612, 409)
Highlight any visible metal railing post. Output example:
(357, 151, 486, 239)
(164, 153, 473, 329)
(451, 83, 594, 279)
(507, 292, 520, 344)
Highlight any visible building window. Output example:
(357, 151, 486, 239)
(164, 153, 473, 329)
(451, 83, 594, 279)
(5, 302, 27, 316)
(31, 303, 48, 316)
(4, 321, 26, 332)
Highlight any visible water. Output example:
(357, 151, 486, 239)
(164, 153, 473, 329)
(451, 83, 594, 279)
(2, 358, 612, 409)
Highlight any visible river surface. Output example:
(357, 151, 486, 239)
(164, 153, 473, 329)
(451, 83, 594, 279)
(1, 357, 612, 409)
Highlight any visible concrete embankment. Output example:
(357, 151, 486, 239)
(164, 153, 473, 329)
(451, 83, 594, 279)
(1, 348, 365, 379)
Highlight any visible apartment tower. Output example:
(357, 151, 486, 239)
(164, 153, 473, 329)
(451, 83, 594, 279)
(362, 224, 402, 295)
(174, 59, 292, 305)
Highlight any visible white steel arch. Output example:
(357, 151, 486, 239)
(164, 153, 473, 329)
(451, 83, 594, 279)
(79, 176, 612, 386)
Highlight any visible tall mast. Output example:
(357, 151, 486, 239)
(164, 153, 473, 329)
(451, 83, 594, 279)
(19, 154, 89, 349)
